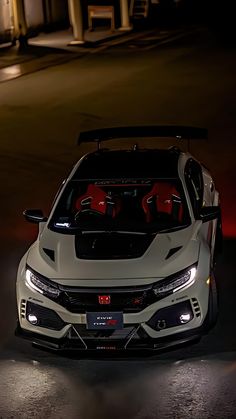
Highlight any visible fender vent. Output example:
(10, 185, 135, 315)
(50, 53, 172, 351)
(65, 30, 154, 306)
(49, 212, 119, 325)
(191, 297, 201, 317)
(20, 300, 26, 318)
(165, 246, 182, 260)
(43, 248, 55, 262)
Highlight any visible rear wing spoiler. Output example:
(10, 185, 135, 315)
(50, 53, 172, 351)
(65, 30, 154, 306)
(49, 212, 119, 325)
(78, 126, 208, 149)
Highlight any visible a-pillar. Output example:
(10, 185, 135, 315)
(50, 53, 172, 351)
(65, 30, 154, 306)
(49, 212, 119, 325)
(68, 0, 85, 44)
(119, 0, 132, 30)
(12, 0, 27, 39)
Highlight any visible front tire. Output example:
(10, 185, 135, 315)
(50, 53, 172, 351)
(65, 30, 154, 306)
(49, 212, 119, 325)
(205, 273, 219, 332)
(213, 213, 223, 267)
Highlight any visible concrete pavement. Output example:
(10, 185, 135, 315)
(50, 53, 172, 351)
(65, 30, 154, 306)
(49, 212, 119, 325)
(0, 27, 133, 83)
(0, 25, 196, 83)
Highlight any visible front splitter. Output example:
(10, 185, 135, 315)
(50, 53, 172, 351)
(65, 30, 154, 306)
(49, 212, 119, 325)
(15, 323, 202, 353)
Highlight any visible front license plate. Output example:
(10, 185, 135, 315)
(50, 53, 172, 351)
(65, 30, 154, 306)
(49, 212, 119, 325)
(86, 312, 123, 330)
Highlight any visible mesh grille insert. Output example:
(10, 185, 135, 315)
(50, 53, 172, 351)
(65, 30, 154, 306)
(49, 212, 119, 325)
(59, 288, 151, 313)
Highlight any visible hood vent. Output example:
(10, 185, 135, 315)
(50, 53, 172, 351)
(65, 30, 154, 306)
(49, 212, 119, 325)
(43, 248, 55, 262)
(75, 232, 155, 260)
(165, 246, 182, 260)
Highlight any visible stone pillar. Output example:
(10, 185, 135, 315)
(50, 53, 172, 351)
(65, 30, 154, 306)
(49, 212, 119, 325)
(68, 0, 85, 44)
(42, 0, 52, 25)
(119, 0, 132, 30)
(12, 0, 27, 38)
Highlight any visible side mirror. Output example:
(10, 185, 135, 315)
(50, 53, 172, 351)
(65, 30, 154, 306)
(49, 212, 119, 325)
(23, 209, 48, 224)
(198, 206, 221, 223)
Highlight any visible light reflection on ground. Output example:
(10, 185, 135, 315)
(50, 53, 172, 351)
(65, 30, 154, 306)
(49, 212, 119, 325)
(0, 355, 236, 418)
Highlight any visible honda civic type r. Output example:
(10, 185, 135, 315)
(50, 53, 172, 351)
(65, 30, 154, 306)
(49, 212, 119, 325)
(16, 126, 222, 352)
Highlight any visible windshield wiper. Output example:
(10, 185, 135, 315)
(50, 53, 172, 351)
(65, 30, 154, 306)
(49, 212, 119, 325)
(80, 230, 148, 235)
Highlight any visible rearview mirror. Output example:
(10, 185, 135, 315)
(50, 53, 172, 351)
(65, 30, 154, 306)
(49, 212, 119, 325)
(23, 209, 48, 224)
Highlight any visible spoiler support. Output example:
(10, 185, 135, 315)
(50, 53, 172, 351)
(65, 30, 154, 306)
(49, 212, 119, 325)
(78, 125, 208, 151)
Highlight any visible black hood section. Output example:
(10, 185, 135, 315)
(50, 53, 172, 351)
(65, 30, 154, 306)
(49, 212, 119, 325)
(75, 232, 156, 260)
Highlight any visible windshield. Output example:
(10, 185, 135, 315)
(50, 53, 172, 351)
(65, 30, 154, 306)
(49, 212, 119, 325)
(48, 178, 191, 234)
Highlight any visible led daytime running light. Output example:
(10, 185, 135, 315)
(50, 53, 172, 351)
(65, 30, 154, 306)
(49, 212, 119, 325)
(153, 266, 197, 296)
(25, 269, 60, 297)
(173, 267, 196, 293)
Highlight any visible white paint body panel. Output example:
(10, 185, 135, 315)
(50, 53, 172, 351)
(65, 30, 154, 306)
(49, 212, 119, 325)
(16, 146, 220, 346)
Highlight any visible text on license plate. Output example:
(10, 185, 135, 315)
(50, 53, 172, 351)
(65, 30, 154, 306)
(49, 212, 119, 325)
(86, 312, 123, 330)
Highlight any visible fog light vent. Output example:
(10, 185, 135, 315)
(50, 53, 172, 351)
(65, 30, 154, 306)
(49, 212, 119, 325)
(191, 298, 201, 317)
(147, 300, 194, 331)
(20, 300, 26, 318)
(26, 301, 65, 330)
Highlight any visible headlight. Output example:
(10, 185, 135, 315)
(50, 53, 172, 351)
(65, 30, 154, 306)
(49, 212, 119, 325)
(25, 268, 60, 298)
(153, 265, 197, 297)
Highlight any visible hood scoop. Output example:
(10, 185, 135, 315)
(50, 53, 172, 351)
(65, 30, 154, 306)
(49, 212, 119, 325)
(165, 246, 182, 260)
(75, 232, 155, 260)
(43, 248, 55, 262)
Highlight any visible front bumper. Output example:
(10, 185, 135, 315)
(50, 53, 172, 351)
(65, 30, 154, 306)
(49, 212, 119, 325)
(17, 263, 213, 352)
(15, 293, 213, 352)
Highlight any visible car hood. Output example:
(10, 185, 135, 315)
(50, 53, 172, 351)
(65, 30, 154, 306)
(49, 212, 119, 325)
(26, 222, 201, 286)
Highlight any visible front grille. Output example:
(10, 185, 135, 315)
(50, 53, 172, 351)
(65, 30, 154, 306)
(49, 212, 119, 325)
(59, 287, 152, 313)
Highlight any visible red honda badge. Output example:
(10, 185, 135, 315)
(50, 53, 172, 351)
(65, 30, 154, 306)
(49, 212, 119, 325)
(98, 295, 111, 305)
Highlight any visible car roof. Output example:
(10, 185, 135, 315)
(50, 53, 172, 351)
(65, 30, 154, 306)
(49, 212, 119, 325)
(72, 148, 181, 180)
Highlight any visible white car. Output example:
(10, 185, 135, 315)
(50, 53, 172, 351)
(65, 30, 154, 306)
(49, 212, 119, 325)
(16, 126, 222, 352)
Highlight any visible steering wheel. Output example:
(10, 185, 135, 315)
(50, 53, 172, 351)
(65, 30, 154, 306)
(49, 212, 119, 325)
(75, 209, 105, 223)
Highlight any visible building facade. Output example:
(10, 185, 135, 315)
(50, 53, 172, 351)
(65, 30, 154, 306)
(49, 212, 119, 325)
(0, 0, 135, 45)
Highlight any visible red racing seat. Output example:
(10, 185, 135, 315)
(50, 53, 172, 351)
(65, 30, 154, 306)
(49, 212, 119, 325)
(142, 182, 183, 223)
(75, 184, 120, 218)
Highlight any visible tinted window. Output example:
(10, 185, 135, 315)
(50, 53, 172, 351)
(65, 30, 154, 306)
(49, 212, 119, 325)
(73, 150, 179, 180)
(49, 178, 190, 234)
